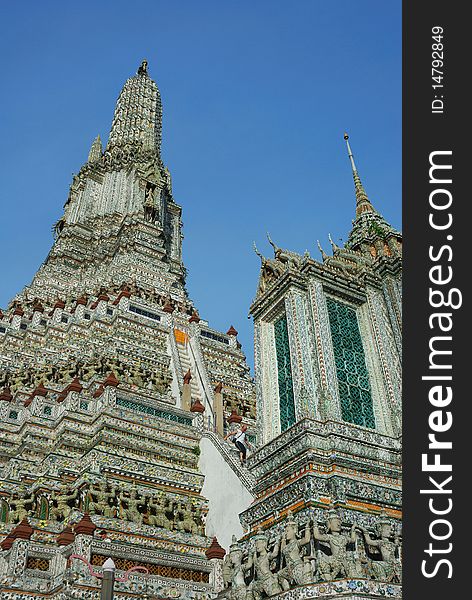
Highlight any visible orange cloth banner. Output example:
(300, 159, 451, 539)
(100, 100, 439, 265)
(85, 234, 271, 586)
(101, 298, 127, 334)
(174, 329, 188, 344)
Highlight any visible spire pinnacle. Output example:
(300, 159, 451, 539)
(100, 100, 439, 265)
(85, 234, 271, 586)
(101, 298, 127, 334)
(88, 135, 102, 163)
(343, 133, 375, 217)
(137, 59, 148, 76)
(106, 62, 162, 156)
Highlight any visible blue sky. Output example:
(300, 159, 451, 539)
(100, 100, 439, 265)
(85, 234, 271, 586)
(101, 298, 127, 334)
(0, 1, 401, 370)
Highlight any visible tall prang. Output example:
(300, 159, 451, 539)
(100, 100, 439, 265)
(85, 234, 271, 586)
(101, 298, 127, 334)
(218, 135, 402, 600)
(0, 62, 256, 599)
(28, 59, 185, 301)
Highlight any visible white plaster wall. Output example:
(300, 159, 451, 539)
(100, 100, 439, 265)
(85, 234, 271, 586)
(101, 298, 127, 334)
(198, 437, 254, 551)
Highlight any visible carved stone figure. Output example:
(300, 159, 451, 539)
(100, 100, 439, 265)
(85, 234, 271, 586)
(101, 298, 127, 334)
(119, 487, 144, 525)
(138, 59, 148, 75)
(144, 184, 158, 222)
(88, 481, 116, 517)
(267, 234, 302, 270)
(277, 512, 314, 590)
(50, 485, 78, 521)
(223, 535, 250, 600)
(174, 500, 199, 534)
(360, 513, 402, 582)
(9, 487, 35, 523)
(313, 510, 360, 581)
(147, 494, 171, 529)
(246, 529, 282, 599)
(255, 249, 285, 294)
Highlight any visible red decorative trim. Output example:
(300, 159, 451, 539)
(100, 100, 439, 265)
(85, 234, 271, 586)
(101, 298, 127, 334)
(190, 399, 205, 413)
(205, 536, 226, 560)
(227, 409, 242, 424)
(74, 513, 96, 536)
(104, 372, 119, 387)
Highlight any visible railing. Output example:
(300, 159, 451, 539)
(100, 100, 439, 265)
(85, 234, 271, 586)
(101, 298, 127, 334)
(201, 430, 256, 493)
(188, 337, 215, 425)
(168, 328, 184, 395)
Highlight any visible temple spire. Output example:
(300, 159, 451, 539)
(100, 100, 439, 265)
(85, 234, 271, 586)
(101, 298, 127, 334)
(343, 133, 375, 217)
(87, 135, 102, 163)
(106, 60, 162, 157)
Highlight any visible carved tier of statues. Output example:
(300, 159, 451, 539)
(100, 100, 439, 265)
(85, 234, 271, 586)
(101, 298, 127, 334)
(222, 509, 402, 599)
(1, 354, 171, 395)
(0, 481, 205, 535)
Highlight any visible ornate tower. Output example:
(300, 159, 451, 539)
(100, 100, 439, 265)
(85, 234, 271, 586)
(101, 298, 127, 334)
(220, 135, 402, 600)
(0, 62, 256, 599)
(251, 134, 402, 444)
(29, 59, 184, 301)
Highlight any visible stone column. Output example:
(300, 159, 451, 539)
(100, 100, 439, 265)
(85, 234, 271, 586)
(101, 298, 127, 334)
(100, 558, 116, 600)
(213, 383, 224, 436)
(181, 370, 192, 411)
(31, 302, 45, 327)
(205, 537, 226, 594)
(10, 305, 24, 330)
(307, 280, 343, 421)
(2, 519, 33, 579)
(226, 325, 238, 348)
(51, 299, 66, 324)
(117, 288, 131, 311)
(73, 296, 88, 319)
(72, 514, 96, 579)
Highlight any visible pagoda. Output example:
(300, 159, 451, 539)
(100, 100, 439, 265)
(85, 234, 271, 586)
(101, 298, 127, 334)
(219, 135, 402, 599)
(0, 61, 256, 598)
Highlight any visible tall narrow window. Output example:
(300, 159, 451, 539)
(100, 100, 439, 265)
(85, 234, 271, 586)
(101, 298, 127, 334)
(274, 315, 296, 431)
(326, 298, 375, 429)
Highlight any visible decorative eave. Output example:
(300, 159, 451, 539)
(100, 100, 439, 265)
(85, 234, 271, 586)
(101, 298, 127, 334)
(301, 259, 371, 303)
(250, 268, 308, 321)
(250, 254, 373, 320)
(0, 532, 15, 551)
(93, 384, 105, 398)
(372, 256, 403, 279)
(25, 382, 48, 406)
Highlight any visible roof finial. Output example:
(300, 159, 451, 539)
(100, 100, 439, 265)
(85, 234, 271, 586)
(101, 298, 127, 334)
(317, 240, 328, 261)
(328, 233, 340, 253)
(266, 232, 279, 255)
(138, 59, 148, 75)
(343, 132, 375, 217)
(253, 242, 265, 263)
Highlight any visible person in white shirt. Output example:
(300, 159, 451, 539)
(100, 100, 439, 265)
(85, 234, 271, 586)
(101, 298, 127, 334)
(224, 424, 252, 465)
